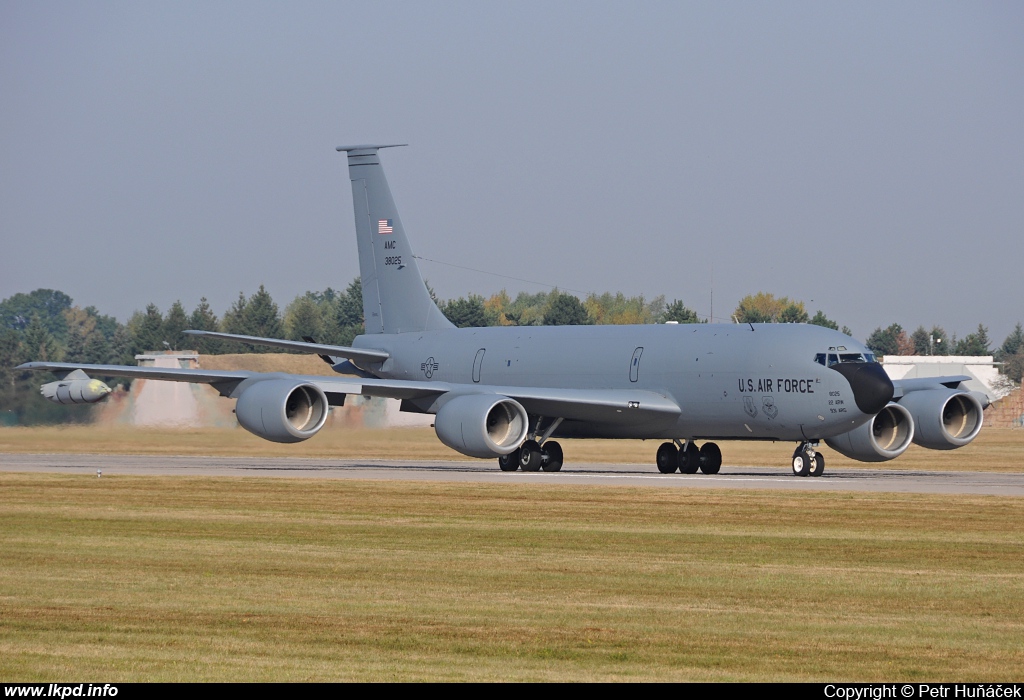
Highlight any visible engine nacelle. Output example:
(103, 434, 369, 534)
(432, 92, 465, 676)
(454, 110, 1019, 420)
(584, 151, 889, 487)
(235, 379, 329, 443)
(434, 394, 529, 459)
(825, 402, 914, 462)
(41, 378, 112, 404)
(898, 388, 983, 450)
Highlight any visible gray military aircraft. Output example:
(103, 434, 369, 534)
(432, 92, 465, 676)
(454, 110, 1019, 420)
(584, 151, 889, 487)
(19, 144, 987, 476)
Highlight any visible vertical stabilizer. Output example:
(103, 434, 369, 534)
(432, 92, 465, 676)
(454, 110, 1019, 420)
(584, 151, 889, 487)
(337, 144, 454, 335)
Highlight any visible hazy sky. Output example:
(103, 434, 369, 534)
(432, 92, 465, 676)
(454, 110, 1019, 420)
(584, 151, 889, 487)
(2, 1, 1022, 342)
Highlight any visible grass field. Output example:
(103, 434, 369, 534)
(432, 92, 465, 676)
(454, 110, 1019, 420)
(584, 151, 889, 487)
(2, 424, 1022, 681)
(1, 424, 1022, 472)
(1, 473, 1023, 681)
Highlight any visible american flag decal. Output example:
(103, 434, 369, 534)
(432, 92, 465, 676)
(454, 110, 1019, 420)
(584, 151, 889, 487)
(378, 219, 393, 234)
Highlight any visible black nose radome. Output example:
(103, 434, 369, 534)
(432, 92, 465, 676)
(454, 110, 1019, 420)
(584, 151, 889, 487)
(830, 362, 895, 415)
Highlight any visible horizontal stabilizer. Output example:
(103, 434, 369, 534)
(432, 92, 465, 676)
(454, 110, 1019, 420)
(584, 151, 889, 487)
(181, 330, 389, 364)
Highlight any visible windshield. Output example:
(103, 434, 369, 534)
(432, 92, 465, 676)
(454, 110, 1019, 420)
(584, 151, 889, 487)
(814, 349, 876, 367)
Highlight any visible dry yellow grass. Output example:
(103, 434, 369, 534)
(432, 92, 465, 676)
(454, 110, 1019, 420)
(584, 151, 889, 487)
(1, 424, 1021, 472)
(198, 352, 340, 375)
(0, 473, 1022, 681)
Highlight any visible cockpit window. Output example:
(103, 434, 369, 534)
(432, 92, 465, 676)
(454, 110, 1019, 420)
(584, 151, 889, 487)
(816, 351, 876, 365)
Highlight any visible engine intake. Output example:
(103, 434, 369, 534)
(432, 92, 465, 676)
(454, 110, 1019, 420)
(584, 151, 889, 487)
(434, 394, 529, 459)
(235, 379, 329, 443)
(825, 402, 914, 462)
(898, 389, 983, 450)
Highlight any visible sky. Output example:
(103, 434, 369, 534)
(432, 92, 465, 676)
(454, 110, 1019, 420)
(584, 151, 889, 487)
(2, 1, 1022, 343)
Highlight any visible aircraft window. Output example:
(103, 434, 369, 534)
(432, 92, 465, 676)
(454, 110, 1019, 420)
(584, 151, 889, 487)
(828, 354, 839, 367)
(814, 353, 827, 366)
(839, 353, 864, 363)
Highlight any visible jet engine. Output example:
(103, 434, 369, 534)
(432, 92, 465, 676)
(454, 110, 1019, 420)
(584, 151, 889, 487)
(41, 377, 112, 404)
(434, 394, 529, 459)
(825, 402, 914, 462)
(234, 379, 329, 443)
(897, 388, 984, 450)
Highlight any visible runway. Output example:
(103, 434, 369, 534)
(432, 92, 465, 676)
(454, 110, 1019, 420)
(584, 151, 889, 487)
(2, 453, 1023, 496)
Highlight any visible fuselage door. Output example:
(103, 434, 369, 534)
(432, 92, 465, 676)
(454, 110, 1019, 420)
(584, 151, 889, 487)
(630, 347, 643, 382)
(473, 348, 485, 383)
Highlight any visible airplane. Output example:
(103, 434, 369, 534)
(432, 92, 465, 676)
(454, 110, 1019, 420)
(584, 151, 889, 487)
(19, 144, 988, 476)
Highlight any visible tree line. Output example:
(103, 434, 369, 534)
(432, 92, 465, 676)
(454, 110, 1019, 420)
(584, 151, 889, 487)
(2, 284, 1021, 425)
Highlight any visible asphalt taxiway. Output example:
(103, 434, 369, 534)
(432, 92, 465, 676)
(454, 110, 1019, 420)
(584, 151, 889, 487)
(2, 453, 1023, 496)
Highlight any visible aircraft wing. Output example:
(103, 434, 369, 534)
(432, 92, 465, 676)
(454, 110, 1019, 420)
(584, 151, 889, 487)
(891, 375, 972, 398)
(181, 330, 389, 364)
(18, 361, 679, 424)
(16, 361, 439, 401)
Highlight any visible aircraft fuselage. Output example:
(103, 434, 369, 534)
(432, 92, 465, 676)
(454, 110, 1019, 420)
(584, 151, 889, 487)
(356, 321, 873, 442)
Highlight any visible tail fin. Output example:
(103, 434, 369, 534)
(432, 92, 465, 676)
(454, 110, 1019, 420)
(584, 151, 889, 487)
(338, 144, 454, 334)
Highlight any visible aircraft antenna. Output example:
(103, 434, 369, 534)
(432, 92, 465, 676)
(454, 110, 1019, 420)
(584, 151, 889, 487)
(710, 262, 714, 324)
(411, 254, 592, 297)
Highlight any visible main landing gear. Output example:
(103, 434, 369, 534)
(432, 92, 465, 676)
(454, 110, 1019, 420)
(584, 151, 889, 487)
(498, 417, 564, 472)
(655, 440, 722, 474)
(499, 440, 564, 472)
(791, 442, 825, 477)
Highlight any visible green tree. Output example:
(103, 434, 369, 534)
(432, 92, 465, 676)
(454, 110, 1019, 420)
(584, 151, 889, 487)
(779, 304, 809, 324)
(0, 329, 22, 421)
(442, 294, 489, 328)
(336, 278, 364, 328)
(1004, 351, 1024, 384)
(734, 293, 807, 324)
(129, 304, 165, 355)
(866, 323, 905, 356)
(998, 323, 1024, 361)
(911, 326, 931, 355)
(661, 300, 702, 324)
(507, 291, 551, 327)
(0, 289, 73, 339)
(64, 324, 88, 363)
(240, 285, 283, 348)
(163, 301, 189, 350)
(82, 330, 112, 365)
(809, 311, 838, 330)
(85, 306, 120, 343)
(285, 295, 325, 342)
(20, 315, 61, 363)
(221, 292, 249, 336)
(109, 326, 135, 378)
(188, 297, 223, 354)
(543, 292, 591, 326)
(954, 324, 991, 356)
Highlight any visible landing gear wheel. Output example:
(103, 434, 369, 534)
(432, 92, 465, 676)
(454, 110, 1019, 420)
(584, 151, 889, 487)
(519, 440, 543, 472)
(679, 442, 700, 474)
(809, 451, 825, 477)
(698, 442, 722, 474)
(791, 445, 811, 477)
(656, 443, 679, 473)
(498, 450, 519, 472)
(541, 441, 563, 472)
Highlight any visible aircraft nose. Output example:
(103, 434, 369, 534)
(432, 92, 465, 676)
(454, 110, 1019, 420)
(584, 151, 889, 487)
(829, 362, 894, 415)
